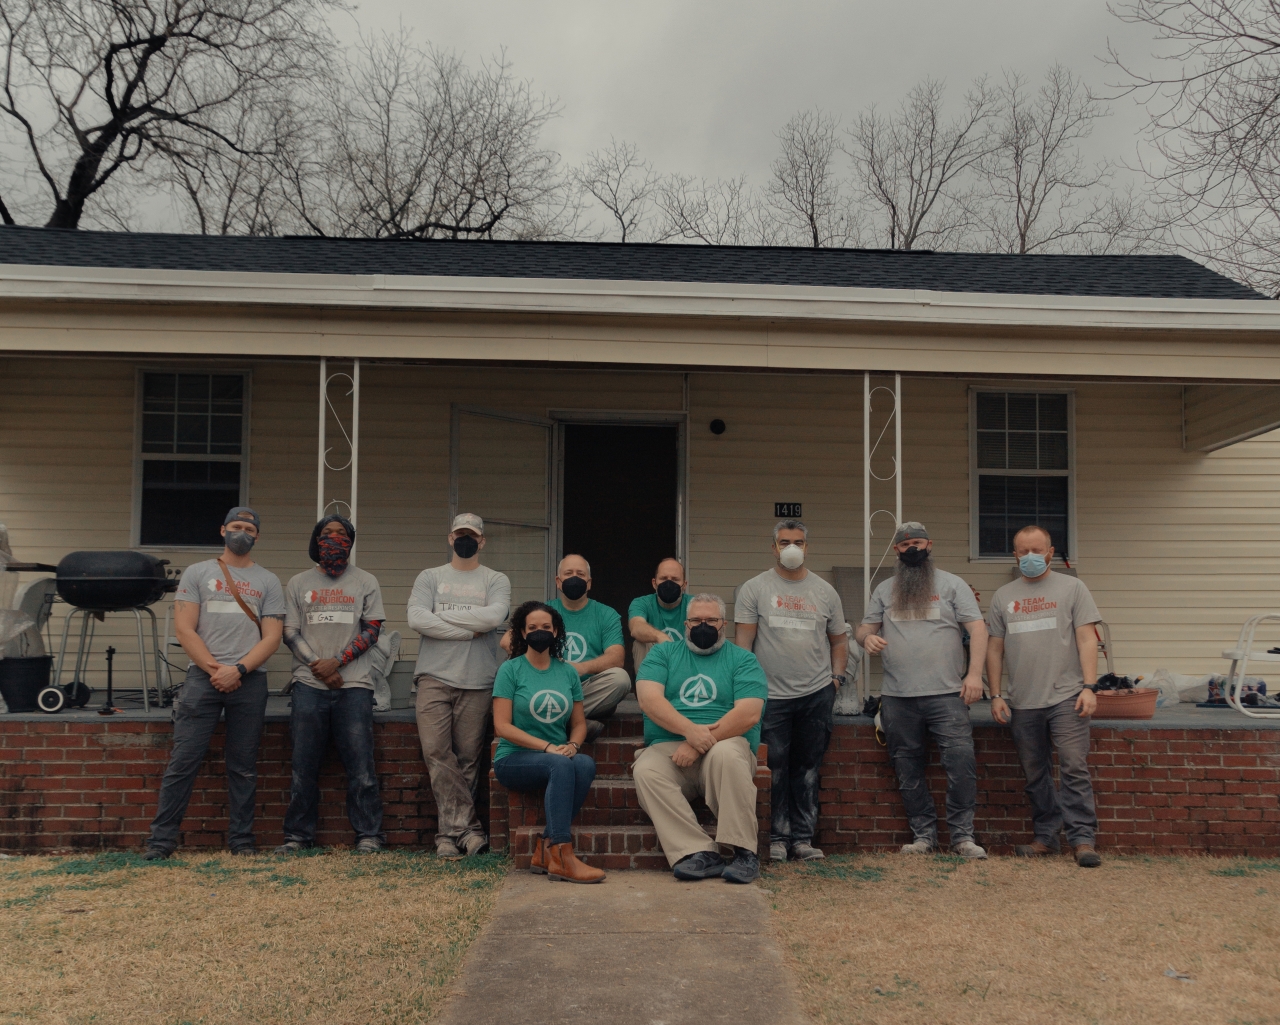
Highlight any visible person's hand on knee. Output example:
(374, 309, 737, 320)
(671, 741, 700, 768)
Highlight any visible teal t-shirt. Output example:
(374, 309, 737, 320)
(548, 598, 624, 671)
(491, 655, 584, 762)
(627, 591, 693, 644)
(636, 641, 769, 752)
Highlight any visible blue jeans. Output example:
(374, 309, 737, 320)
(282, 684, 384, 845)
(761, 683, 835, 846)
(492, 751, 596, 844)
(1010, 696, 1097, 847)
(149, 666, 268, 853)
(880, 693, 977, 846)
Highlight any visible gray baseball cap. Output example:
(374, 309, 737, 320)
(450, 512, 484, 535)
(224, 506, 260, 530)
(892, 521, 929, 545)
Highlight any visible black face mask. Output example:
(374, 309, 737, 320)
(560, 576, 588, 601)
(689, 623, 720, 650)
(452, 534, 480, 559)
(898, 545, 929, 567)
(525, 630, 554, 653)
(656, 580, 682, 604)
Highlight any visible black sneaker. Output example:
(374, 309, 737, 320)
(142, 846, 170, 861)
(583, 719, 605, 745)
(230, 846, 258, 857)
(672, 850, 725, 880)
(722, 846, 760, 884)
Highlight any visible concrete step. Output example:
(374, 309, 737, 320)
(509, 824, 669, 871)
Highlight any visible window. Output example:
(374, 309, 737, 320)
(970, 390, 1073, 559)
(135, 372, 248, 546)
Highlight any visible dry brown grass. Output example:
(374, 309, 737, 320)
(0, 848, 506, 1024)
(763, 853, 1280, 1025)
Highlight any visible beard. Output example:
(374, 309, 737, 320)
(891, 556, 936, 618)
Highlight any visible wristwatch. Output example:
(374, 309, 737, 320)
(832, 674, 848, 686)
(235, 663, 248, 679)
(1081, 684, 1099, 693)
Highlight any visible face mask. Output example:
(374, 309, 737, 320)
(898, 545, 929, 567)
(560, 576, 588, 601)
(1019, 552, 1049, 578)
(225, 530, 256, 556)
(452, 534, 480, 559)
(317, 534, 352, 577)
(525, 629, 554, 653)
(688, 623, 721, 650)
(778, 543, 805, 570)
(656, 580, 683, 604)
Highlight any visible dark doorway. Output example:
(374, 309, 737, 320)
(561, 423, 679, 676)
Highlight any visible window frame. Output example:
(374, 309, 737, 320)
(968, 385, 1076, 563)
(131, 366, 252, 550)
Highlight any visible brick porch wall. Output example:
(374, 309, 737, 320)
(2, 718, 1277, 856)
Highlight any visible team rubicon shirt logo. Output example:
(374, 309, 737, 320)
(303, 588, 352, 605)
(1007, 598, 1058, 615)
(679, 674, 717, 707)
(772, 594, 818, 613)
(564, 632, 588, 662)
(530, 690, 569, 723)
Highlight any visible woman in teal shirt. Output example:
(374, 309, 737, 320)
(492, 601, 604, 884)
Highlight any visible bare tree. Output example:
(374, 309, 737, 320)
(767, 108, 859, 247)
(0, 0, 334, 229)
(848, 78, 996, 250)
(1106, 1, 1280, 292)
(572, 138, 661, 242)
(284, 32, 568, 239)
(657, 174, 781, 245)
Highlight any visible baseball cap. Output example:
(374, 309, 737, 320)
(450, 512, 485, 535)
(892, 521, 928, 545)
(224, 506, 261, 530)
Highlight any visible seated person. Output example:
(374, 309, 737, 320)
(627, 556, 692, 667)
(632, 593, 767, 884)
(492, 600, 604, 884)
(503, 554, 630, 742)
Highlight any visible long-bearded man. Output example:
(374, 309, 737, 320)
(855, 522, 989, 859)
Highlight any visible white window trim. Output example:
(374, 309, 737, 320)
(131, 366, 252, 551)
(968, 386, 1076, 564)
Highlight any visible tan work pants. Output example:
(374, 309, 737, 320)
(414, 674, 490, 846)
(580, 666, 632, 720)
(632, 737, 759, 866)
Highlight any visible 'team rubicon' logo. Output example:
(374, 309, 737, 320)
(529, 689, 569, 724)
(564, 632, 588, 662)
(679, 674, 717, 707)
(1007, 598, 1058, 615)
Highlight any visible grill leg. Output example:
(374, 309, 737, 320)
(132, 608, 150, 713)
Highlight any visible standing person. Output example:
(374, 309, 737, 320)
(986, 524, 1103, 868)
(855, 522, 989, 859)
(492, 600, 605, 883)
(627, 557, 692, 667)
(275, 515, 387, 856)
(144, 507, 285, 859)
(408, 513, 511, 859)
(735, 520, 848, 863)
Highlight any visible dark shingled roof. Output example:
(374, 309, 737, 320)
(0, 224, 1266, 300)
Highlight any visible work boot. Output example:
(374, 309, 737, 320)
(769, 841, 789, 863)
(722, 846, 761, 884)
(952, 840, 988, 860)
(900, 838, 936, 855)
(790, 842, 825, 861)
(1014, 841, 1056, 858)
(672, 850, 725, 880)
(583, 719, 606, 745)
(546, 842, 605, 884)
(529, 836, 548, 875)
(230, 846, 258, 857)
(273, 840, 307, 856)
(436, 839, 463, 860)
(462, 834, 490, 857)
(1073, 844, 1102, 868)
(354, 837, 384, 855)
(142, 846, 170, 862)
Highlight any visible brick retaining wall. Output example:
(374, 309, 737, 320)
(3, 718, 1277, 856)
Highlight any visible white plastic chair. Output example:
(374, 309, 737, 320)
(1220, 613, 1280, 719)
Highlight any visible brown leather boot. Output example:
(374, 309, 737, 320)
(546, 842, 605, 884)
(1073, 844, 1102, 868)
(1013, 841, 1056, 857)
(529, 836, 547, 875)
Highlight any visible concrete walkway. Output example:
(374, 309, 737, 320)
(437, 869, 811, 1025)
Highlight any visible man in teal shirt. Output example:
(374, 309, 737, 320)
(627, 556, 692, 668)
(505, 553, 631, 742)
(633, 593, 767, 884)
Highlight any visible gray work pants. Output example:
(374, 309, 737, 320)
(880, 693, 977, 847)
(1009, 696, 1097, 848)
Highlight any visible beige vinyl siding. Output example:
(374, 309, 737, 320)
(5, 356, 1280, 694)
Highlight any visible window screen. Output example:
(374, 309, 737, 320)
(973, 392, 1070, 556)
(138, 373, 245, 546)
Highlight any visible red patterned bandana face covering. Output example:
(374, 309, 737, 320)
(317, 534, 352, 578)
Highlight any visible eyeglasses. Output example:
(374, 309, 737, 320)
(686, 618, 724, 627)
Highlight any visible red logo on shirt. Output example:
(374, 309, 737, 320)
(772, 594, 818, 613)
(1008, 598, 1057, 615)
(304, 588, 353, 605)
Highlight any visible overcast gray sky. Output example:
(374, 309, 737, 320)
(338, 0, 1164, 185)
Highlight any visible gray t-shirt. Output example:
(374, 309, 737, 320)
(735, 569, 846, 699)
(285, 566, 387, 691)
(408, 563, 511, 690)
(987, 572, 1102, 709)
(863, 569, 982, 697)
(174, 559, 285, 666)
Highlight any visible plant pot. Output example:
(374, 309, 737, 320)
(0, 655, 53, 713)
(1093, 687, 1158, 720)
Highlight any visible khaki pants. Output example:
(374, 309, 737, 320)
(415, 674, 490, 846)
(580, 666, 631, 720)
(632, 737, 759, 866)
